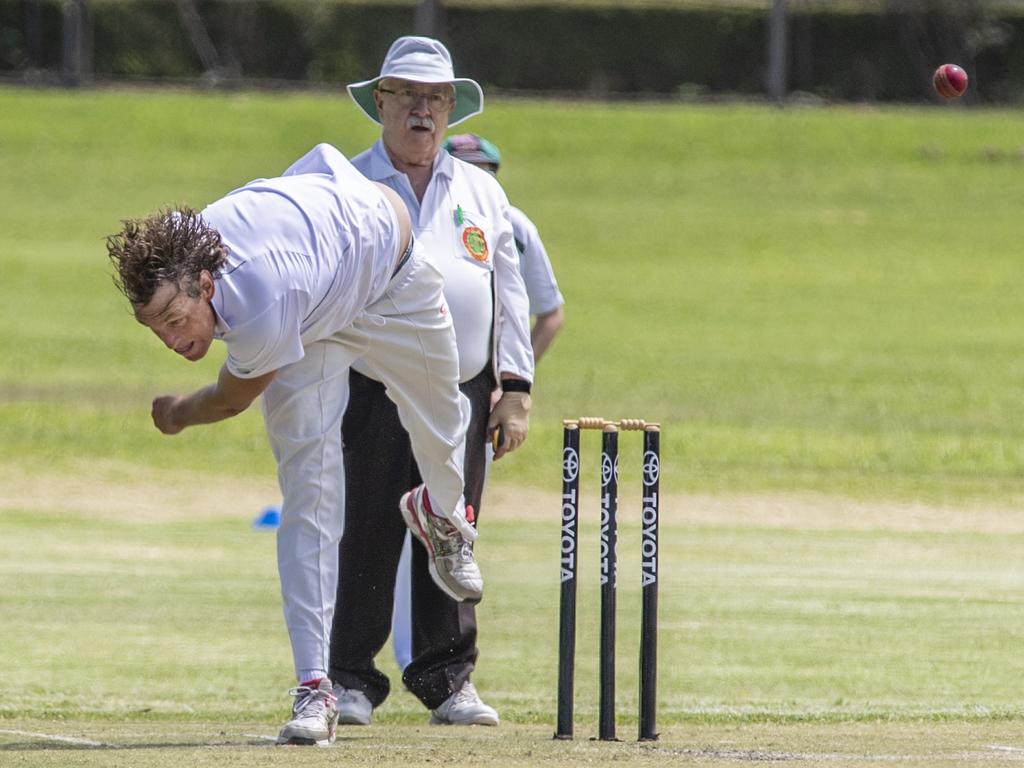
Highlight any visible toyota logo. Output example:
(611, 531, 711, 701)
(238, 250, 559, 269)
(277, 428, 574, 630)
(562, 447, 579, 482)
(643, 451, 660, 485)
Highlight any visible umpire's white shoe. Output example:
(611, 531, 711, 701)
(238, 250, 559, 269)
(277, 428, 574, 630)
(277, 678, 338, 746)
(400, 485, 483, 603)
(429, 682, 500, 726)
(333, 685, 373, 726)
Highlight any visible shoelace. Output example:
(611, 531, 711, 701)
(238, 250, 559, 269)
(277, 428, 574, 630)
(427, 514, 462, 556)
(430, 514, 458, 537)
(450, 683, 478, 706)
(287, 685, 335, 715)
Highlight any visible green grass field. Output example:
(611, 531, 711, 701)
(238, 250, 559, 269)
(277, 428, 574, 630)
(2, 87, 1024, 765)
(5, 88, 1024, 502)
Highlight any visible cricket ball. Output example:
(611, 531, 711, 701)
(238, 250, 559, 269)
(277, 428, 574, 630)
(933, 64, 968, 99)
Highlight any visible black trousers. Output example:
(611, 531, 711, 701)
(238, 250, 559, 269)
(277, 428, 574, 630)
(328, 364, 495, 710)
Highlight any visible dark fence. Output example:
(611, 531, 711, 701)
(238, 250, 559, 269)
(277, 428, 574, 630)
(2, 1, 1023, 103)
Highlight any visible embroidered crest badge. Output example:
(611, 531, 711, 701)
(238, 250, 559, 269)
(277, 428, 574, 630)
(461, 226, 489, 262)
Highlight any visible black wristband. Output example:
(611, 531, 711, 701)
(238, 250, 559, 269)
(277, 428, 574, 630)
(501, 379, 532, 394)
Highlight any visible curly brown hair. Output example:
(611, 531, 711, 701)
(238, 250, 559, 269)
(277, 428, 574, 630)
(107, 207, 226, 306)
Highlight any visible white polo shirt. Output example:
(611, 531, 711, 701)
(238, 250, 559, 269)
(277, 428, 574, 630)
(350, 141, 533, 384)
(202, 144, 400, 379)
(510, 206, 564, 317)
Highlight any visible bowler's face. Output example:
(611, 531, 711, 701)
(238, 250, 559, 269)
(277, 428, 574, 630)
(376, 79, 455, 167)
(134, 273, 216, 362)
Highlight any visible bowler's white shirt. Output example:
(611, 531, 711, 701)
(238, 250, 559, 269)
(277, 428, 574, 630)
(202, 144, 401, 379)
(350, 140, 533, 384)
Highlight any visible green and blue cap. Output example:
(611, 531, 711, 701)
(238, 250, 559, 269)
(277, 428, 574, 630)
(443, 133, 502, 171)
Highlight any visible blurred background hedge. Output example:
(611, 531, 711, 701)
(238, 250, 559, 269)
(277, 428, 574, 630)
(2, 1, 1023, 103)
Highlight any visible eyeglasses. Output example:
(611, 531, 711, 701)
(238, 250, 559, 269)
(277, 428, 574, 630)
(378, 86, 455, 111)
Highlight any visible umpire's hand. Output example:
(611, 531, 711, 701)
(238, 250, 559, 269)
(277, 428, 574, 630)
(488, 391, 530, 460)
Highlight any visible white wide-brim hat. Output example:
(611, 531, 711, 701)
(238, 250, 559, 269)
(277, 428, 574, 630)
(347, 36, 484, 127)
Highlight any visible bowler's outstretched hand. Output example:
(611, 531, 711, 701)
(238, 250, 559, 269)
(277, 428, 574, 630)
(152, 394, 187, 434)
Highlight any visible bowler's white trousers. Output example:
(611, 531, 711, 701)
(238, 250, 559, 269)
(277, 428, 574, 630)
(259, 250, 473, 682)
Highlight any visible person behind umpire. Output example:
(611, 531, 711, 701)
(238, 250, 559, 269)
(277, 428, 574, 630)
(327, 36, 534, 726)
(106, 142, 478, 746)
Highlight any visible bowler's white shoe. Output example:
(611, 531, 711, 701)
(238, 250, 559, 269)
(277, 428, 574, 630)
(429, 682, 499, 726)
(277, 678, 338, 746)
(400, 485, 483, 603)
(333, 685, 373, 726)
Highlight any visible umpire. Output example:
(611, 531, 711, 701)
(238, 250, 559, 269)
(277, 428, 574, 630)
(327, 36, 534, 725)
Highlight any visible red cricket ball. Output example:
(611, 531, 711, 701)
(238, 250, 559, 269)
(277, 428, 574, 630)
(933, 64, 968, 99)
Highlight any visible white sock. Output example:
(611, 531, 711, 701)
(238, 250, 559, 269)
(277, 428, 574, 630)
(298, 670, 328, 686)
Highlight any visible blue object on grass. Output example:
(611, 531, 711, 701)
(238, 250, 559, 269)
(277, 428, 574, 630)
(253, 506, 281, 530)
